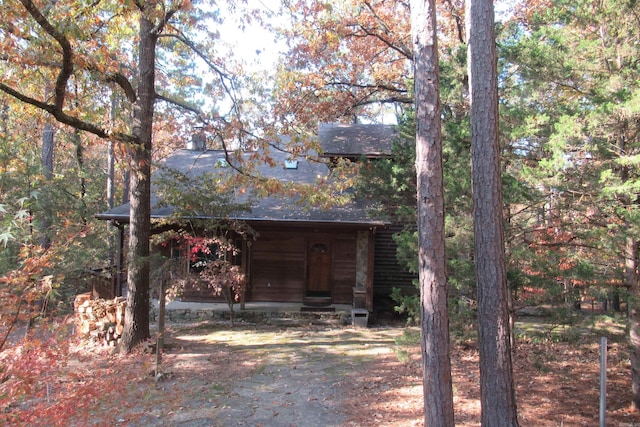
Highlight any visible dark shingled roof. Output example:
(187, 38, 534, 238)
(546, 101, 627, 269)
(95, 145, 387, 227)
(318, 123, 398, 158)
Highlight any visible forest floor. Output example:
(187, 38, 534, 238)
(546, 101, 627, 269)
(2, 312, 640, 426)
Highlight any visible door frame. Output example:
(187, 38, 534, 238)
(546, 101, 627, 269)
(305, 239, 333, 296)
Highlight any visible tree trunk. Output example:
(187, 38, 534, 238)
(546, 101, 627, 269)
(626, 235, 640, 410)
(108, 95, 117, 212)
(466, 0, 519, 424)
(40, 122, 54, 249)
(108, 137, 116, 268)
(156, 275, 166, 373)
(410, 0, 455, 424)
(108, 94, 118, 283)
(72, 130, 87, 223)
(120, 12, 156, 353)
(615, 126, 640, 409)
(611, 288, 621, 312)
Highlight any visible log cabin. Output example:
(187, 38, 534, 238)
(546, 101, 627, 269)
(96, 123, 416, 313)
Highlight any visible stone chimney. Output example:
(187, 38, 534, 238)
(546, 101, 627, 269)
(187, 129, 206, 151)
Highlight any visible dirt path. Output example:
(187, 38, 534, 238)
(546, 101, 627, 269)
(9, 316, 636, 426)
(6, 312, 640, 427)
(132, 322, 403, 427)
(120, 318, 640, 427)
(213, 347, 346, 426)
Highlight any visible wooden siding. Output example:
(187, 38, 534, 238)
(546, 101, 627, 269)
(249, 230, 358, 303)
(157, 227, 363, 305)
(331, 238, 357, 304)
(250, 233, 305, 302)
(373, 225, 417, 298)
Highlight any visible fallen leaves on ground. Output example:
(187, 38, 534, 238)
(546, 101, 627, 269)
(3, 320, 640, 426)
(341, 336, 640, 426)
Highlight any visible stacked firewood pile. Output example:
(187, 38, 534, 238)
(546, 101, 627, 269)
(74, 293, 126, 346)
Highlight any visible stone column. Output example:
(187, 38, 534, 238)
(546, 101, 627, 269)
(354, 230, 370, 309)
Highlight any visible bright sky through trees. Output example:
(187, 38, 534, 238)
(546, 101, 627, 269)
(219, 0, 514, 126)
(222, 1, 284, 75)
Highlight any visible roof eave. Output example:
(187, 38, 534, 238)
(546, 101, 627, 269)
(94, 213, 389, 228)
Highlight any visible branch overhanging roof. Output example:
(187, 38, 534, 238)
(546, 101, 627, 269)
(96, 124, 395, 227)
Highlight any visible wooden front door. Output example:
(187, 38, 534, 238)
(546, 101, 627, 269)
(307, 241, 332, 294)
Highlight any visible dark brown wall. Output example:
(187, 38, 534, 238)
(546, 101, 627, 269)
(332, 238, 358, 304)
(154, 226, 364, 304)
(249, 229, 357, 304)
(373, 225, 418, 298)
(250, 232, 305, 302)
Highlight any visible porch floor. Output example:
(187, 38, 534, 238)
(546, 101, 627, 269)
(150, 300, 356, 325)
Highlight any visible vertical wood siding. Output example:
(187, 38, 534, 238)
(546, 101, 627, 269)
(332, 238, 357, 304)
(250, 230, 357, 303)
(163, 228, 362, 304)
(373, 225, 418, 298)
(251, 232, 305, 302)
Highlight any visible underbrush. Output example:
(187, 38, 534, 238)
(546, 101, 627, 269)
(515, 310, 627, 344)
(0, 318, 153, 427)
(392, 309, 628, 366)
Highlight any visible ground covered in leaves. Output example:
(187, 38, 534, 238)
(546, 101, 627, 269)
(343, 324, 637, 426)
(1, 313, 639, 426)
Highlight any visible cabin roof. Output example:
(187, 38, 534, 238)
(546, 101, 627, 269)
(318, 123, 397, 158)
(96, 125, 391, 226)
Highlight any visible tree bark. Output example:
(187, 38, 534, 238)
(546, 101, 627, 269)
(71, 130, 87, 223)
(466, 0, 519, 424)
(615, 126, 640, 409)
(40, 122, 54, 249)
(120, 11, 156, 352)
(0, 0, 160, 354)
(411, 0, 455, 424)
(626, 234, 640, 409)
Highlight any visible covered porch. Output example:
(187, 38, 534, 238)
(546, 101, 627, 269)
(149, 300, 368, 327)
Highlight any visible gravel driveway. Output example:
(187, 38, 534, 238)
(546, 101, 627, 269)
(125, 322, 402, 427)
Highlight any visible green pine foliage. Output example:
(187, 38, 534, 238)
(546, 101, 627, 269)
(354, 110, 476, 323)
(498, 0, 640, 309)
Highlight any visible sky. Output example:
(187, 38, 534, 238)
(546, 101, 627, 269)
(219, 0, 516, 125)
(222, 0, 517, 68)
(221, 1, 285, 75)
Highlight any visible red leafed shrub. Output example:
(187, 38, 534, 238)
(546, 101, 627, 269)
(0, 323, 152, 427)
(199, 259, 246, 326)
(0, 327, 80, 426)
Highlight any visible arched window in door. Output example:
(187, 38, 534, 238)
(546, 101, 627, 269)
(311, 243, 328, 254)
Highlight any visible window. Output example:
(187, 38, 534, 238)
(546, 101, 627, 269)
(189, 240, 244, 272)
(284, 159, 298, 169)
(311, 243, 328, 254)
(190, 243, 219, 273)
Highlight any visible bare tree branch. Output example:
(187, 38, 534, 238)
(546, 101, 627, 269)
(159, 31, 237, 92)
(0, 54, 136, 103)
(0, 82, 135, 143)
(159, 29, 252, 149)
(358, 1, 412, 59)
(19, 0, 73, 110)
(105, 72, 137, 103)
(154, 0, 181, 34)
(155, 92, 203, 115)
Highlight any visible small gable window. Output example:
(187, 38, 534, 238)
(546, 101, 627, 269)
(284, 159, 298, 169)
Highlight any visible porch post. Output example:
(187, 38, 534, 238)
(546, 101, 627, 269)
(355, 230, 373, 311)
(116, 223, 126, 297)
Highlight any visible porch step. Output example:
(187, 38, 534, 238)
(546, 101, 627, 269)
(300, 306, 335, 313)
(302, 296, 332, 307)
